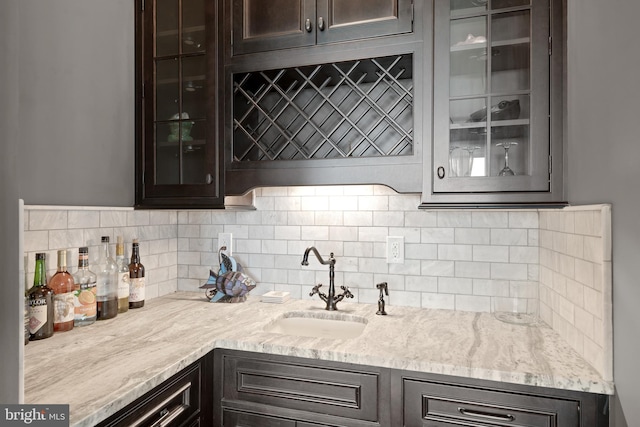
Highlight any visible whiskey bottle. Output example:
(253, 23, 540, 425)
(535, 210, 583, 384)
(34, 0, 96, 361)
(28, 253, 54, 340)
(72, 247, 97, 326)
(128, 239, 145, 309)
(96, 236, 118, 320)
(115, 236, 129, 313)
(49, 249, 75, 332)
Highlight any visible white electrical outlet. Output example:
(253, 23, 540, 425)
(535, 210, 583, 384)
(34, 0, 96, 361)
(386, 236, 404, 264)
(218, 232, 233, 256)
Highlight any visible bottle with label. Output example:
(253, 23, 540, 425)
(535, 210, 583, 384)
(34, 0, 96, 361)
(72, 247, 97, 326)
(28, 253, 54, 340)
(129, 239, 145, 309)
(49, 249, 75, 332)
(24, 293, 29, 345)
(96, 236, 118, 320)
(116, 236, 129, 313)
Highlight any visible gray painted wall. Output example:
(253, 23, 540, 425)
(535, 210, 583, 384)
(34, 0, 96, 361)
(0, 0, 134, 403)
(566, 0, 640, 426)
(0, 0, 23, 405)
(17, 0, 135, 207)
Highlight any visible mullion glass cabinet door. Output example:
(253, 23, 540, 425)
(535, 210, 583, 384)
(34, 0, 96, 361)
(433, 0, 550, 194)
(139, 0, 223, 205)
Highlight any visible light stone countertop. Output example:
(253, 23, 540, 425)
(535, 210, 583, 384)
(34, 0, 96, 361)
(24, 292, 615, 427)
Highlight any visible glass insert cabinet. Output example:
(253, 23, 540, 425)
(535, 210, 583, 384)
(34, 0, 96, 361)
(136, 0, 224, 207)
(428, 0, 562, 203)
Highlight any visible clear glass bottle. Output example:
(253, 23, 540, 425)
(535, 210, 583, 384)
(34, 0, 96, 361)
(128, 239, 145, 309)
(96, 236, 118, 320)
(49, 249, 75, 332)
(28, 253, 54, 340)
(72, 247, 97, 326)
(116, 236, 129, 313)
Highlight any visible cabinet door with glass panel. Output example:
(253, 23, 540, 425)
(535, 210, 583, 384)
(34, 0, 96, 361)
(430, 0, 554, 199)
(137, 0, 223, 207)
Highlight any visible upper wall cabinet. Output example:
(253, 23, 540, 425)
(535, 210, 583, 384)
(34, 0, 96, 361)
(136, 0, 224, 208)
(223, 0, 428, 196)
(231, 0, 414, 56)
(422, 0, 565, 207)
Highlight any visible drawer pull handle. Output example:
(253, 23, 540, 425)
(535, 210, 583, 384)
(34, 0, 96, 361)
(130, 382, 192, 427)
(458, 407, 515, 422)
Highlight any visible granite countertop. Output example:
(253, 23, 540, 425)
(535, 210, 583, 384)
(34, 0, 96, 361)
(24, 292, 615, 427)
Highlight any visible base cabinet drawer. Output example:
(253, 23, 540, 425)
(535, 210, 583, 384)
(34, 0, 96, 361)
(97, 359, 205, 427)
(403, 379, 579, 427)
(223, 409, 296, 427)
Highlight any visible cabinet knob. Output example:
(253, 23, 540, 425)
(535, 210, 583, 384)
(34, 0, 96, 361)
(318, 16, 325, 31)
(205, 174, 213, 184)
(437, 166, 446, 179)
(305, 18, 312, 32)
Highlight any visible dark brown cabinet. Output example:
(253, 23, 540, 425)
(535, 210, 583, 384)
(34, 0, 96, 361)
(223, 1, 429, 196)
(213, 350, 609, 427)
(136, 0, 224, 208)
(231, 0, 414, 56)
(97, 356, 212, 427)
(395, 373, 608, 427)
(214, 349, 391, 427)
(421, 0, 565, 207)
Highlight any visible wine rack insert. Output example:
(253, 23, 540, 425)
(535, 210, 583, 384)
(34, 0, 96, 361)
(231, 54, 414, 163)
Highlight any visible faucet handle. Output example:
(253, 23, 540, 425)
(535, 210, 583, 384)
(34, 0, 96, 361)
(309, 284, 322, 296)
(340, 285, 354, 299)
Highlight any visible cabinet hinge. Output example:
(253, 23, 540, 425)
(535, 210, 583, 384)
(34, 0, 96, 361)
(140, 0, 145, 11)
(548, 156, 552, 174)
(548, 36, 552, 55)
(142, 83, 145, 99)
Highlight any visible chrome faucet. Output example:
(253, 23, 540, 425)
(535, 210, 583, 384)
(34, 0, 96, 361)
(302, 246, 353, 311)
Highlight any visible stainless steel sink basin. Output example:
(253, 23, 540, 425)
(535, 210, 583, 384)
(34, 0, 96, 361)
(264, 311, 367, 339)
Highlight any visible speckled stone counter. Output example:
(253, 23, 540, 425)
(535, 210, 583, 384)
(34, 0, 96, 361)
(23, 292, 615, 427)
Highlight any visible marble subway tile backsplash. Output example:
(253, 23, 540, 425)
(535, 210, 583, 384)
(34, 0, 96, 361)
(21, 191, 612, 381)
(539, 205, 612, 381)
(23, 206, 178, 300)
(176, 186, 540, 315)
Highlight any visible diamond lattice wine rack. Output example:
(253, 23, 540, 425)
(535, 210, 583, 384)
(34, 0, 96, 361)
(232, 54, 414, 163)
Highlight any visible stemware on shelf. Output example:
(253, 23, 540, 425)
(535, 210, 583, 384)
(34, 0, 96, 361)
(496, 141, 517, 176)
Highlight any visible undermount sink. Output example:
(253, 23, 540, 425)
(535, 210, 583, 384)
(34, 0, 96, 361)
(264, 311, 367, 339)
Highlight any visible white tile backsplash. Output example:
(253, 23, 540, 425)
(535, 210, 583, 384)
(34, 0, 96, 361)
(22, 193, 612, 383)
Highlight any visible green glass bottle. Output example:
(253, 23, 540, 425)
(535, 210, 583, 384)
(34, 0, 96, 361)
(28, 253, 54, 340)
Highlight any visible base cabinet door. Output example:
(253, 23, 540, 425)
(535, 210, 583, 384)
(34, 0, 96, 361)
(214, 349, 391, 427)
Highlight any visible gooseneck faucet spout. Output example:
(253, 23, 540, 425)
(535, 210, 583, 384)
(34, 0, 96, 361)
(302, 246, 352, 311)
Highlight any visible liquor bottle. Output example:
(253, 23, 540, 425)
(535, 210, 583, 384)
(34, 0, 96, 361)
(49, 249, 75, 332)
(28, 253, 54, 340)
(72, 247, 97, 326)
(128, 239, 145, 309)
(24, 293, 29, 345)
(96, 236, 118, 320)
(115, 236, 129, 313)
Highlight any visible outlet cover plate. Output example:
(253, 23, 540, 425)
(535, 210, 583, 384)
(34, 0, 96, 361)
(386, 236, 404, 264)
(218, 232, 233, 256)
